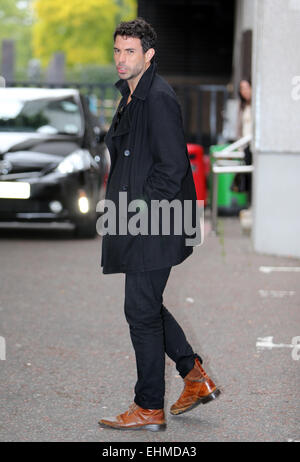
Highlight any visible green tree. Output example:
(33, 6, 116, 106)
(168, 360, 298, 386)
(32, 0, 136, 68)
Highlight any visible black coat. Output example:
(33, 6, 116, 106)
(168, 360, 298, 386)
(100, 62, 200, 274)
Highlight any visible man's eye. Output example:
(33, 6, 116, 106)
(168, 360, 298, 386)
(127, 50, 134, 54)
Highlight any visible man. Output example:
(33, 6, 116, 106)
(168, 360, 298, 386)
(99, 18, 220, 432)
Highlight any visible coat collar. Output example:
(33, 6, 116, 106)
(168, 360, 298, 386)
(115, 61, 157, 101)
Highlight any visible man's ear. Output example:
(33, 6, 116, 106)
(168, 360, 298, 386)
(145, 48, 155, 64)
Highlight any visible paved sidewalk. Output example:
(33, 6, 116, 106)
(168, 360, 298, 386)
(0, 216, 299, 442)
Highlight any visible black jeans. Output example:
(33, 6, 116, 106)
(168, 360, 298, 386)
(124, 266, 202, 410)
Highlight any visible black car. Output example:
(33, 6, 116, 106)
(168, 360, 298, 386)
(0, 87, 110, 237)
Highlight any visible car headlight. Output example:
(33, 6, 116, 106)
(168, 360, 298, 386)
(55, 149, 94, 174)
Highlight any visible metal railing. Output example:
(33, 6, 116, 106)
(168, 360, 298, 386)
(211, 135, 254, 233)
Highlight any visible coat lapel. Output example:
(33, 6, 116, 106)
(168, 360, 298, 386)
(111, 102, 131, 138)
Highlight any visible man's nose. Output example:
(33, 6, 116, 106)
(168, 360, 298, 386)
(118, 52, 127, 64)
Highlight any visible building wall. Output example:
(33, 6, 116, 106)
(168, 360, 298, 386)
(252, 0, 300, 257)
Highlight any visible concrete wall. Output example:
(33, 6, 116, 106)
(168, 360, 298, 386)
(252, 0, 300, 258)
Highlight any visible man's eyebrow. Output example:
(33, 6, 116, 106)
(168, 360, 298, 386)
(114, 47, 136, 51)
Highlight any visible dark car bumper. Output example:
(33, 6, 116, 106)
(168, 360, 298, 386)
(0, 170, 100, 224)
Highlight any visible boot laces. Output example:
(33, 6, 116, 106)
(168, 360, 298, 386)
(128, 403, 139, 415)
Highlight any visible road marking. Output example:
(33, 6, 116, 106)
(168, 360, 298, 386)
(256, 336, 300, 360)
(0, 336, 5, 360)
(259, 266, 300, 273)
(258, 289, 295, 298)
(256, 336, 294, 350)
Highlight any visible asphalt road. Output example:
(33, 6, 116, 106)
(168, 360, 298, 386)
(0, 217, 299, 442)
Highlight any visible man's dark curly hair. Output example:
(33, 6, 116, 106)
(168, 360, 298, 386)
(114, 17, 157, 61)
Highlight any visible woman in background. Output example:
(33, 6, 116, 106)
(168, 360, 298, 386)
(239, 79, 252, 140)
(231, 79, 253, 205)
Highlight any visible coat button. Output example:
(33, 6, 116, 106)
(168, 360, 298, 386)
(124, 149, 130, 157)
(121, 185, 128, 191)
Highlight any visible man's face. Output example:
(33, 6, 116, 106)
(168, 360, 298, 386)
(114, 35, 151, 81)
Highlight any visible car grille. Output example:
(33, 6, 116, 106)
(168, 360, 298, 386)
(0, 199, 50, 213)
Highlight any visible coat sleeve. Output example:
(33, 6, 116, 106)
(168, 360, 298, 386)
(143, 91, 189, 202)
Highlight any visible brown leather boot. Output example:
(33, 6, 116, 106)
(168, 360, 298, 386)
(170, 358, 221, 415)
(99, 402, 166, 431)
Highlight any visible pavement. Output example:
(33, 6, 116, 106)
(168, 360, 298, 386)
(0, 215, 299, 442)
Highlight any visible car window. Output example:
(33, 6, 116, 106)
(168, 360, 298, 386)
(0, 96, 83, 135)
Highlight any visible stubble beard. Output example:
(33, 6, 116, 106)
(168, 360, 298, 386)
(119, 62, 145, 81)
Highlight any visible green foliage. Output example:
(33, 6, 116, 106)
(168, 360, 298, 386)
(0, 0, 136, 80)
(32, 0, 137, 68)
(65, 64, 118, 85)
(0, 0, 34, 77)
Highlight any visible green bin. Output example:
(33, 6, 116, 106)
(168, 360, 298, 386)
(209, 144, 248, 215)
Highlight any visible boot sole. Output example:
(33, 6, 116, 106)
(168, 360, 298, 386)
(98, 422, 167, 432)
(170, 389, 221, 415)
